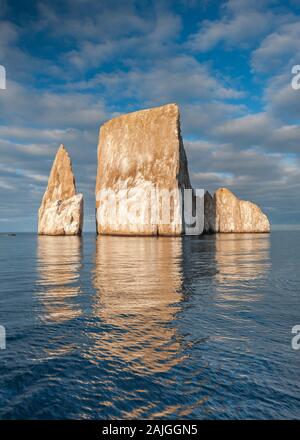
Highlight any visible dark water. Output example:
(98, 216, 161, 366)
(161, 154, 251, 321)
(0, 232, 299, 419)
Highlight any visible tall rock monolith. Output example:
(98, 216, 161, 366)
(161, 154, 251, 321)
(95, 104, 197, 235)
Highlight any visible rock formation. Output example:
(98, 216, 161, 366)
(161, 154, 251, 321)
(95, 103, 195, 235)
(38, 145, 83, 235)
(204, 191, 216, 233)
(205, 188, 270, 233)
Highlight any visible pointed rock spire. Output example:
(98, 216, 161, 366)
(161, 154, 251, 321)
(38, 145, 83, 235)
(43, 144, 76, 203)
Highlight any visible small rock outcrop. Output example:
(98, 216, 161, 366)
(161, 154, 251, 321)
(38, 145, 83, 235)
(95, 103, 193, 235)
(213, 188, 270, 233)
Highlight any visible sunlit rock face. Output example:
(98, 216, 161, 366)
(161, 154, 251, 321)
(214, 188, 270, 233)
(38, 145, 83, 235)
(95, 103, 193, 236)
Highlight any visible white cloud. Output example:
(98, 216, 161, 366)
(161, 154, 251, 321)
(213, 113, 272, 146)
(251, 20, 300, 73)
(0, 81, 109, 128)
(76, 55, 244, 104)
(188, 0, 279, 52)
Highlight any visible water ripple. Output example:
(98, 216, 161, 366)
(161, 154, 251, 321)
(0, 232, 300, 419)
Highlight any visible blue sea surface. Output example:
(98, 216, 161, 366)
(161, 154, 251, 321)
(0, 232, 299, 419)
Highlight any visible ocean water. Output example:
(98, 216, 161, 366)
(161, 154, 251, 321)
(0, 231, 299, 420)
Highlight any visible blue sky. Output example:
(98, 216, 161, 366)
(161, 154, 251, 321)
(0, 0, 300, 231)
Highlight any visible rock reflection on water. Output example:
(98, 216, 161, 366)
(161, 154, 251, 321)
(214, 233, 271, 305)
(215, 234, 271, 281)
(36, 236, 82, 323)
(30, 233, 275, 418)
(91, 236, 185, 374)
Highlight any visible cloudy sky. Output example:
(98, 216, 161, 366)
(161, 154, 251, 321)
(0, 0, 299, 231)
